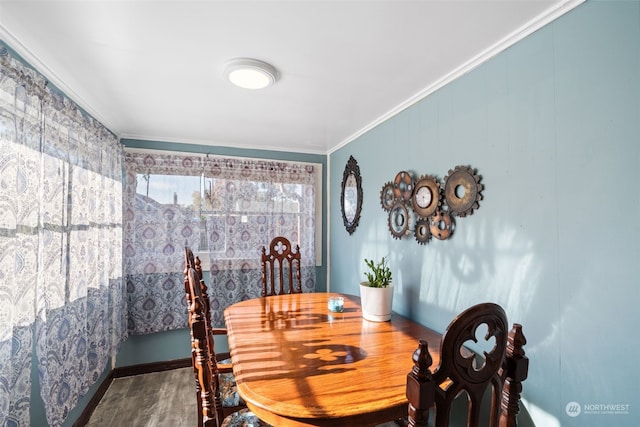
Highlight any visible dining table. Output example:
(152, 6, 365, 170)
(223, 292, 442, 427)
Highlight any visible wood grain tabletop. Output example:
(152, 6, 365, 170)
(224, 292, 442, 427)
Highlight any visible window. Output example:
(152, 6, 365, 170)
(124, 151, 318, 332)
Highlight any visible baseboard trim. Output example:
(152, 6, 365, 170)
(72, 357, 191, 427)
(113, 357, 192, 378)
(71, 370, 115, 427)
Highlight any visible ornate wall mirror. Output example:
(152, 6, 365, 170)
(340, 155, 363, 235)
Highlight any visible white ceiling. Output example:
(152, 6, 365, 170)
(0, 1, 581, 154)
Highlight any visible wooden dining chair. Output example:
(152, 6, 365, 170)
(186, 263, 271, 427)
(184, 247, 261, 427)
(260, 236, 302, 296)
(406, 303, 528, 427)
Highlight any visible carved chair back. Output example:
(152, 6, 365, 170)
(184, 247, 212, 334)
(260, 236, 302, 297)
(186, 265, 221, 426)
(184, 247, 245, 427)
(406, 303, 528, 427)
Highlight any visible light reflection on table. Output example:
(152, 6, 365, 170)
(224, 292, 442, 427)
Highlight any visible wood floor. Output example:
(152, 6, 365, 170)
(84, 367, 400, 427)
(85, 367, 198, 427)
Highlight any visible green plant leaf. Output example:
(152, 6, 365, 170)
(363, 256, 392, 288)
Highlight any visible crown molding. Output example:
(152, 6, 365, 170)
(0, 23, 117, 135)
(1, 0, 585, 157)
(329, 0, 586, 155)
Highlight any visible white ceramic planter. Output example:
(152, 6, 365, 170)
(359, 282, 394, 322)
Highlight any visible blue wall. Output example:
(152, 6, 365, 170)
(329, 1, 639, 426)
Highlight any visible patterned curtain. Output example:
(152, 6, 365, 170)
(124, 151, 317, 332)
(0, 43, 125, 426)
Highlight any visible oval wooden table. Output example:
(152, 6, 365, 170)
(223, 292, 442, 427)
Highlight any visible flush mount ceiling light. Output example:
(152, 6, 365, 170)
(223, 58, 278, 90)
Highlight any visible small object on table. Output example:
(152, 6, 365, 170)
(328, 296, 344, 313)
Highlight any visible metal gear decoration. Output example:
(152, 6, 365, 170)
(379, 182, 396, 212)
(393, 170, 414, 203)
(411, 175, 441, 219)
(388, 202, 410, 239)
(429, 209, 454, 240)
(443, 165, 483, 217)
(378, 164, 481, 244)
(414, 218, 431, 245)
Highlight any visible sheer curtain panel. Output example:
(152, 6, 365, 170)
(124, 151, 317, 332)
(0, 43, 125, 426)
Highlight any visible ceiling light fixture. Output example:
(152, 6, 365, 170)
(223, 58, 278, 90)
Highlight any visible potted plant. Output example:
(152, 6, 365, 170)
(359, 257, 393, 321)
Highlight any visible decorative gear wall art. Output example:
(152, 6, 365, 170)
(414, 218, 432, 245)
(429, 209, 454, 240)
(412, 175, 441, 218)
(393, 171, 414, 203)
(379, 165, 483, 245)
(388, 202, 410, 239)
(443, 165, 483, 217)
(379, 182, 396, 212)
